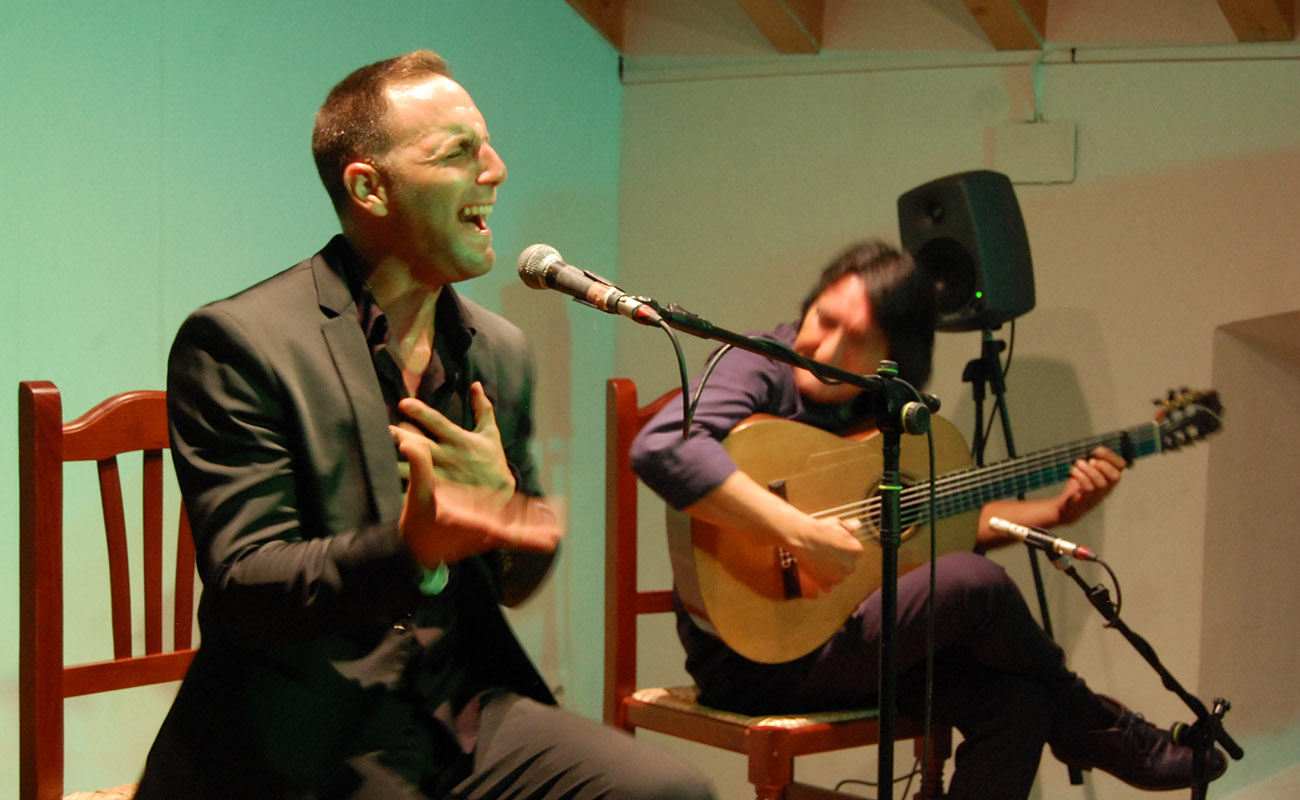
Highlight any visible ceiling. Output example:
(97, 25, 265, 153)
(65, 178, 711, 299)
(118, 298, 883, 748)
(563, 0, 1297, 58)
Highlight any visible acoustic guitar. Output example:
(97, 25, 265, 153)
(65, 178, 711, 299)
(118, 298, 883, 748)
(669, 389, 1224, 664)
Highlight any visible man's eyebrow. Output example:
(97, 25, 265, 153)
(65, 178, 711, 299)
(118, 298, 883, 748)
(419, 125, 480, 152)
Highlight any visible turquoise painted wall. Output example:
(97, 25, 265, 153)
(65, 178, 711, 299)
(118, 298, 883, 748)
(1, 0, 621, 792)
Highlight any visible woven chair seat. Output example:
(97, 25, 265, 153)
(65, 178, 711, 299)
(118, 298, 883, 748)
(64, 784, 136, 800)
(631, 685, 883, 730)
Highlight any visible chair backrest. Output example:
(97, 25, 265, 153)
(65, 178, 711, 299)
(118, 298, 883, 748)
(603, 377, 681, 729)
(19, 380, 198, 800)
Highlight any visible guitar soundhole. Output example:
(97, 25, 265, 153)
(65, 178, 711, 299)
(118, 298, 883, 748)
(863, 476, 921, 546)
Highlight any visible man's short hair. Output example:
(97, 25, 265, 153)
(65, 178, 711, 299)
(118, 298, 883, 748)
(799, 239, 937, 389)
(311, 50, 452, 213)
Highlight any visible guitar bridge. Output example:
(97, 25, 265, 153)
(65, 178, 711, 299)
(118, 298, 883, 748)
(777, 548, 802, 600)
(770, 478, 803, 600)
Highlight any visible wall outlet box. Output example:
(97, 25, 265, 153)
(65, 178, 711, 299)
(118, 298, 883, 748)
(990, 121, 1077, 184)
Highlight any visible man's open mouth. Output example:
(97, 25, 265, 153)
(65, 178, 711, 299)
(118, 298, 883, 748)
(459, 204, 492, 232)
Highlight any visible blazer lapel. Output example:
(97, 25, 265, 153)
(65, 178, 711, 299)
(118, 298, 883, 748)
(312, 246, 405, 523)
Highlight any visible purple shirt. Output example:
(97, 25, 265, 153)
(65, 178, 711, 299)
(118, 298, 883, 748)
(631, 323, 866, 509)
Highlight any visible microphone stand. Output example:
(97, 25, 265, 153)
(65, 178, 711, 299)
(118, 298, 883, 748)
(1048, 553, 1244, 798)
(644, 300, 934, 800)
(962, 329, 1080, 786)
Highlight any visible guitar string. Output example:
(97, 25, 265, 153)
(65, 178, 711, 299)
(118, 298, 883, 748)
(842, 425, 1160, 533)
(808, 423, 1163, 540)
(852, 427, 1151, 528)
(804, 400, 1214, 533)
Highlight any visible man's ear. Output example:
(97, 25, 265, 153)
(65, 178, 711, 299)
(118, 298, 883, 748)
(343, 162, 388, 217)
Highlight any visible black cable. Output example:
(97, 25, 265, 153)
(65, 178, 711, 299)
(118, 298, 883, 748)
(688, 343, 734, 431)
(1094, 557, 1123, 618)
(834, 758, 922, 797)
(923, 423, 937, 790)
(655, 318, 692, 441)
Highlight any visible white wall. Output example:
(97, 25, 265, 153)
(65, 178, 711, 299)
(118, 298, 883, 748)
(614, 45, 1300, 799)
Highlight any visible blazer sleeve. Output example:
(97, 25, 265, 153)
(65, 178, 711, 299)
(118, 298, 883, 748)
(168, 304, 424, 652)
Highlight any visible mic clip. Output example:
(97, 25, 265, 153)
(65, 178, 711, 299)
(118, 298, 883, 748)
(580, 267, 617, 285)
(1045, 549, 1073, 571)
(656, 302, 711, 338)
(564, 268, 620, 312)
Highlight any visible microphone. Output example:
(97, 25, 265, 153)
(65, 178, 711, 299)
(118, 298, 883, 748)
(517, 244, 661, 325)
(988, 517, 1099, 562)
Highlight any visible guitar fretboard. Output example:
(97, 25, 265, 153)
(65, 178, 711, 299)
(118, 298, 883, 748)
(840, 422, 1163, 532)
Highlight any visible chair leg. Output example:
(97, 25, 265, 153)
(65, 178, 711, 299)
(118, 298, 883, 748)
(913, 729, 951, 800)
(747, 727, 794, 800)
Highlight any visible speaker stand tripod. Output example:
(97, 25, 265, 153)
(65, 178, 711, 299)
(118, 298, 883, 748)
(961, 328, 1086, 787)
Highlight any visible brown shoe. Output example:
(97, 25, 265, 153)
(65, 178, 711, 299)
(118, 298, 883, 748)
(1051, 697, 1227, 790)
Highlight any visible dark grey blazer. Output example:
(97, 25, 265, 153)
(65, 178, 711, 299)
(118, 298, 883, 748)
(136, 237, 553, 799)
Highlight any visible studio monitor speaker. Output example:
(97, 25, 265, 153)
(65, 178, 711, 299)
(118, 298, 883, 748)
(897, 170, 1035, 332)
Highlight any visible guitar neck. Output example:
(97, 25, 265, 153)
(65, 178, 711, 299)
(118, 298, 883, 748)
(898, 421, 1163, 526)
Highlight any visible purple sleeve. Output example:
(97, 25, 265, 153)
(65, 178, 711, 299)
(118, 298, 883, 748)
(630, 329, 799, 509)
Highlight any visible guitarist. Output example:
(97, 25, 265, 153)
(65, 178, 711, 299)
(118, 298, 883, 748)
(630, 239, 1226, 799)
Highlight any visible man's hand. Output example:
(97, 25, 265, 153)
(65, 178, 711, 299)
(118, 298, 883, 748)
(684, 471, 863, 597)
(393, 382, 515, 510)
(978, 446, 1126, 550)
(1055, 446, 1125, 526)
(392, 420, 561, 568)
(786, 515, 864, 596)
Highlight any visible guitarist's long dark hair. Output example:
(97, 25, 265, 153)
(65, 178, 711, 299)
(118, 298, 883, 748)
(799, 239, 937, 389)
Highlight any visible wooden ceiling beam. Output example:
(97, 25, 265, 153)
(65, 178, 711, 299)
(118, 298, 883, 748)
(959, 0, 1047, 51)
(734, 0, 824, 54)
(1215, 0, 1295, 41)
(565, 0, 627, 52)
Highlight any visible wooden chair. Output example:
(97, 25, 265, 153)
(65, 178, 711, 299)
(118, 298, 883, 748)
(604, 377, 950, 800)
(19, 380, 198, 800)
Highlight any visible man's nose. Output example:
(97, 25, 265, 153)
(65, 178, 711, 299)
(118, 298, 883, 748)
(480, 143, 507, 185)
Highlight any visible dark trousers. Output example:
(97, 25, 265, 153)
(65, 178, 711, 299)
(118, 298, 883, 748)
(344, 693, 715, 800)
(695, 552, 1104, 800)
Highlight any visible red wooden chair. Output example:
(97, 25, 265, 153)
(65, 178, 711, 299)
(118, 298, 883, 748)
(604, 377, 950, 800)
(19, 380, 197, 800)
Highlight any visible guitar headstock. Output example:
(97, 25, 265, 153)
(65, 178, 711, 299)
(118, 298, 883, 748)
(1155, 388, 1224, 450)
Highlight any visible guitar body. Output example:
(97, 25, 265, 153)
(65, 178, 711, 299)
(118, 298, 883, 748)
(673, 414, 980, 664)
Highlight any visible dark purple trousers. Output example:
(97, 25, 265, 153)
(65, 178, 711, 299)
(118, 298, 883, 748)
(685, 552, 1105, 800)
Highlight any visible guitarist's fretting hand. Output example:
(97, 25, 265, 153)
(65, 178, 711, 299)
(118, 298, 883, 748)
(684, 469, 864, 596)
(1057, 447, 1126, 526)
(978, 446, 1126, 549)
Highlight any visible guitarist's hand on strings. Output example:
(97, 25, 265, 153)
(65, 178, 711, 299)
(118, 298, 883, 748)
(684, 470, 864, 596)
(785, 515, 864, 595)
